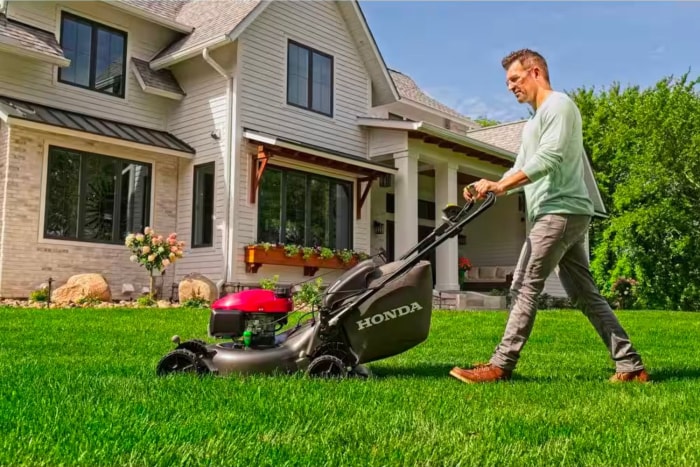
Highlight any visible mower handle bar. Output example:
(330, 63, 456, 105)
(325, 191, 496, 328)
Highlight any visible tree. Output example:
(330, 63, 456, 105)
(474, 116, 500, 127)
(569, 72, 700, 310)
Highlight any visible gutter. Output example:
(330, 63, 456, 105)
(202, 47, 237, 286)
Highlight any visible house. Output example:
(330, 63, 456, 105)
(0, 0, 604, 301)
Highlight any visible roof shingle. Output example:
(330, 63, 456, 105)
(116, 0, 189, 24)
(0, 14, 65, 61)
(389, 69, 474, 124)
(131, 58, 185, 96)
(466, 120, 526, 154)
(153, 0, 261, 62)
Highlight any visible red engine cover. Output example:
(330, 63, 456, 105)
(211, 289, 293, 313)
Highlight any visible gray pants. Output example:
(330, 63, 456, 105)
(489, 214, 644, 372)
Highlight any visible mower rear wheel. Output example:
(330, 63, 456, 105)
(306, 355, 347, 379)
(177, 339, 209, 359)
(156, 348, 205, 376)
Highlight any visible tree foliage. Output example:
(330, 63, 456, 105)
(569, 72, 700, 310)
(474, 116, 500, 127)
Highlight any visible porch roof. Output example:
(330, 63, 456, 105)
(356, 118, 515, 169)
(243, 129, 397, 177)
(0, 14, 69, 67)
(0, 95, 195, 158)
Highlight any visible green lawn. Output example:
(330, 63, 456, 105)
(1, 306, 699, 466)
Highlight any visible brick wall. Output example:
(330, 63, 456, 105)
(0, 127, 180, 299)
(0, 122, 9, 292)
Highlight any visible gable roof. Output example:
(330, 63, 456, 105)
(466, 120, 527, 153)
(102, 0, 192, 33)
(388, 69, 476, 127)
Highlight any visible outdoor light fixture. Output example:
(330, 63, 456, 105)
(373, 221, 384, 235)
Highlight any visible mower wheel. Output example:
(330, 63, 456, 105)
(177, 339, 209, 359)
(156, 348, 206, 376)
(306, 355, 347, 379)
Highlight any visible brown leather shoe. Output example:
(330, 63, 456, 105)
(449, 363, 512, 383)
(609, 368, 650, 383)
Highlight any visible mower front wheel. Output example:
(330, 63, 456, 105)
(156, 348, 207, 376)
(306, 355, 348, 379)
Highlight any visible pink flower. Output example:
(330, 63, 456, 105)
(170, 246, 178, 254)
(144, 227, 152, 235)
(162, 259, 170, 267)
(168, 238, 177, 246)
(142, 245, 151, 254)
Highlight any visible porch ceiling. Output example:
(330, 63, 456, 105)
(408, 130, 512, 169)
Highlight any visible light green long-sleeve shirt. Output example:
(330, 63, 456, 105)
(503, 91, 594, 222)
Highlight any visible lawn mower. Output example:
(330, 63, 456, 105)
(156, 189, 496, 378)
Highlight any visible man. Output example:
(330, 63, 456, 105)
(450, 49, 649, 384)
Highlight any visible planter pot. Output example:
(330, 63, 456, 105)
(244, 245, 359, 276)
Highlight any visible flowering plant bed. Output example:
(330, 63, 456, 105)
(244, 243, 369, 276)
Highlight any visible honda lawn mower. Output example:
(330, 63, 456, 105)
(156, 190, 496, 379)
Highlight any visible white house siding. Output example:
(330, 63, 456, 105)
(1, 1, 180, 130)
(233, 139, 372, 288)
(367, 128, 407, 159)
(0, 127, 179, 299)
(237, 0, 370, 158)
(167, 48, 234, 284)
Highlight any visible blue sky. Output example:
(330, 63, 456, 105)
(359, 1, 700, 122)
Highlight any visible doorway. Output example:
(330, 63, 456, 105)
(385, 220, 436, 287)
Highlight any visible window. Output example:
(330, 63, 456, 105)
(59, 12, 127, 98)
(257, 166, 352, 250)
(44, 146, 151, 244)
(287, 40, 333, 116)
(192, 162, 215, 248)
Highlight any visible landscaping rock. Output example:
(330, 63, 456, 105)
(51, 273, 112, 305)
(178, 273, 218, 304)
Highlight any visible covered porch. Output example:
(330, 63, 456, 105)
(360, 118, 526, 294)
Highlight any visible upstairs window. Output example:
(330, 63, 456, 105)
(287, 40, 333, 117)
(59, 12, 127, 98)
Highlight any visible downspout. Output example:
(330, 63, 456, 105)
(202, 47, 237, 286)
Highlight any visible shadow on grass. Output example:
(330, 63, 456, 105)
(647, 367, 700, 382)
(369, 363, 456, 379)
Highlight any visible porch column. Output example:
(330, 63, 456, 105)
(434, 162, 460, 291)
(393, 151, 418, 258)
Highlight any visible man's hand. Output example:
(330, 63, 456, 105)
(463, 179, 505, 201)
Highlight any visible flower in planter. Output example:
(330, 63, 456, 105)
(126, 228, 186, 298)
(458, 257, 472, 272)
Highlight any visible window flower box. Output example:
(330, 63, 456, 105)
(244, 243, 367, 276)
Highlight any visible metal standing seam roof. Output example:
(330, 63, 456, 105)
(0, 95, 195, 154)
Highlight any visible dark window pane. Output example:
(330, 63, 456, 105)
(60, 17, 92, 87)
(82, 155, 117, 241)
(284, 172, 307, 245)
(311, 52, 332, 115)
(44, 146, 151, 244)
(95, 28, 124, 96)
(256, 166, 352, 250)
(287, 43, 309, 107)
(257, 168, 282, 244)
(192, 163, 215, 247)
(44, 148, 81, 239)
(120, 162, 151, 240)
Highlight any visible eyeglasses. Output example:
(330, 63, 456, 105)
(506, 68, 532, 87)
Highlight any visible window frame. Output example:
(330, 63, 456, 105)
(286, 39, 334, 117)
(256, 165, 353, 250)
(58, 11, 128, 99)
(43, 145, 152, 245)
(191, 161, 215, 249)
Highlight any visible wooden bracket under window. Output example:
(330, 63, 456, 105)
(355, 176, 375, 220)
(249, 145, 271, 203)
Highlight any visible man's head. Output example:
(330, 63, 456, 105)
(502, 49, 551, 106)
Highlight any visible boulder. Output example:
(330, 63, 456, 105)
(51, 273, 112, 305)
(178, 273, 218, 304)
